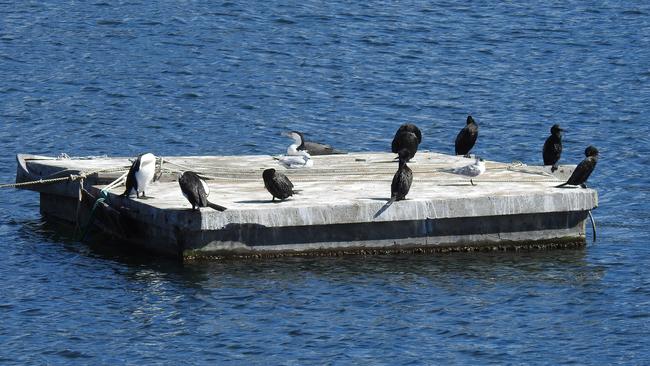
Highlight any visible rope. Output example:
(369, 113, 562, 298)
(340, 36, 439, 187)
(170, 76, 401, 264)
(101, 171, 129, 193)
(2, 166, 130, 189)
(0, 175, 79, 189)
(78, 193, 106, 242)
(76, 172, 127, 241)
(57, 153, 109, 160)
(73, 177, 84, 238)
(161, 159, 195, 173)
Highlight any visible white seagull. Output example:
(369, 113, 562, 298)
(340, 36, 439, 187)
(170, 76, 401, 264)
(277, 154, 313, 169)
(275, 131, 313, 169)
(452, 156, 485, 185)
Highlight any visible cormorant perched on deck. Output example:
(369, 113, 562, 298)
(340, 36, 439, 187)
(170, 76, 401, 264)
(391, 150, 413, 202)
(283, 131, 346, 156)
(455, 115, 479, 158)
(556, 146, 599, 188)
(391, 124, 421, 162)
(543, 124, 564, 172)
(374, 149, 413, 218)
(122, 153, 156, 198)
(178, 171, 227, 211)
(392, 123, 422, 153)
(263, 168, 297, 201)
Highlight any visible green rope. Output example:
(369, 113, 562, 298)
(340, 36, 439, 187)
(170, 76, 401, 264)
(78, 189, 110, 242)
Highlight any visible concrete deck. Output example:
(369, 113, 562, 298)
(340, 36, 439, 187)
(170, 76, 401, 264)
(15, 152, 598, 259)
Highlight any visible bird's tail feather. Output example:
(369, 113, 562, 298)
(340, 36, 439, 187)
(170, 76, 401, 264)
(207, 201, 227, 211)
(555, 182, 568, 188)
(373, 197, 396, 219)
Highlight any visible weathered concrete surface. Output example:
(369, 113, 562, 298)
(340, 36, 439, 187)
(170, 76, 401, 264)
(16, 152, 598, 259)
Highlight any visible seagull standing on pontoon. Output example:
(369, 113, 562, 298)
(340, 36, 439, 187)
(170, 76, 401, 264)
(122, 153, 156, 198)
(178, 171, 227, 211)
(276, 131, 314, 169)
(452, 156, 485, 186)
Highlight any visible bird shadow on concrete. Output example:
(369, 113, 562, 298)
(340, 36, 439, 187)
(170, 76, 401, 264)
(234, 199, 287, 204)
(435, 182, 474, 186)
(360, 197, 391, 201)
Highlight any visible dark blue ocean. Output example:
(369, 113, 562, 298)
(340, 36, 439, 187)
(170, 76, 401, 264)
(1, 1, 649, 364)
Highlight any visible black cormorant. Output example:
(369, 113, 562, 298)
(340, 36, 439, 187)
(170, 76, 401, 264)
(543, 124, 564, 172)
(262, 168, 296, 201)
(392, 123, 422, 153)
(178, 171, 227, 211)
(391, 124, 421, 162)
(391, 150, 413, 202)
(556, 146, 599, 188)
(374, 149, 413, 218)
(455, 115, 479, 157)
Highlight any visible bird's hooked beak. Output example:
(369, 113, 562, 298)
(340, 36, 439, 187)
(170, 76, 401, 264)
(282, 131, 302, 144)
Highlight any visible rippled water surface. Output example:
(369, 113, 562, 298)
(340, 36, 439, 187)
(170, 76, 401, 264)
(1, 1, 649, 364)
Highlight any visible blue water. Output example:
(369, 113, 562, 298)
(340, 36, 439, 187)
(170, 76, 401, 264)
(1, 1, 649, 364)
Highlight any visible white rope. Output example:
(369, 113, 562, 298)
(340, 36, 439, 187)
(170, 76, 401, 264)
(102, 171, 129, 192)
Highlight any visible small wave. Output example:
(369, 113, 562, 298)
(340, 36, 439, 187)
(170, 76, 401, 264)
(105, 92, 132, 98)
(361, 37, 393, 47)
(0, 54, 21, 62)
(96, 19, 124, 26)
(621, 9, 645, 16)
(180, 92, 201, 99)
(274, 18, 296, 25)
(0, 87, 20, 93)
(160, 41, 204, 48)
(138, 20, 163, 26)
(55, 349, 94, 359)
(81, 86, 103, 92)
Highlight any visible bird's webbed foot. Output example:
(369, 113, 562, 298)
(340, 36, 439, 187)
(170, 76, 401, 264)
(551, 164, 558, 173)
(580, 183, 587, 188)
